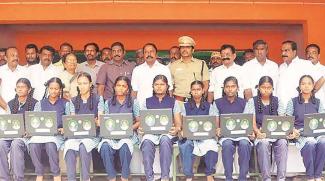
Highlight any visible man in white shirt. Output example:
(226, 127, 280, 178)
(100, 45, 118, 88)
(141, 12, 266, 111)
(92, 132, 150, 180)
(277, 40, 322, 107)
(25, 44, 39, 67)
(131, 43, 173, 104)
(305, 43, 325, 101)
(208, 44, 249, 103)
(243, 40, 279, 98)
(0, 47, 29, 102)
(28, 45, 61, 100)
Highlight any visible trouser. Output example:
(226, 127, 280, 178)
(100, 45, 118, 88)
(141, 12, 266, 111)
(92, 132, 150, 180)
(29, 143, 60, 176)
(0, 139, 26, 181)
(300, 137, 325, 179)
(256, 139, 288, 181)
(65, 144, 92, 181)
(100, 143, 132, 179)
(141, 136, 173, 181)
(222, 139, 252, 181)
(178, 139, 218, 178)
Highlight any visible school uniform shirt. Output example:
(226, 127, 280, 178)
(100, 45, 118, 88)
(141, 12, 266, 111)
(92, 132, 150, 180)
(28, 63, 62, 100)
(250, 96, 286, 144)
(180, 101, 218, 156)
(139, 95, 181, 147)
(242, 58, 279, 96)
(131, 60, 173, 104)
(277, 56, 322, 108)
(97, 97, 140, 154)
(209, 63, 248, 99)
(0, 64, 29, 102)
(215, 96, 254, 145)
(63, 95, 103, 157)
(286, 97, 325, 150)
(27, 98, 67, 150)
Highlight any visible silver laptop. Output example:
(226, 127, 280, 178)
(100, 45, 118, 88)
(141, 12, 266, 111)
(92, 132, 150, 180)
(25, 111, 57, 136)
(304, 113, 325, 137)
(63, 114, 96, 139)
(182, 115, 216, 140)
(0, 114, 25, 138)
(140, 109, 173, 135)
(220, 113, 253, 138)
(261, 115, 294, 139)
(100, 113, 133, 139)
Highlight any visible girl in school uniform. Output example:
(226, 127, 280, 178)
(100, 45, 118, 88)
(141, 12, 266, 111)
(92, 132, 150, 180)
(286, 75, 325, 181)
(138, 74, 182, 181)
(251, 76, 288, 181)
(178, 80, 218, 181)
(0, 78, 37, 181)
(64, 72, 103, 181)
(215, 76, 254, 181)
(98, 76, 140, 181)
(28, 77, 67, 181)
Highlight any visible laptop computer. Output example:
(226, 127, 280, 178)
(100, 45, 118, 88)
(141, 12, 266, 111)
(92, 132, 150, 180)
(0, 114, 25, 138)
(220, 113, 253, 138)
(63, 114, 96, 139)
(140, 109, 173, 135)
(304, 113, 325, 137)
(182, 115, 216, 140)
(100, 113, 133, 139)
(261, 115, 294, 139)
(25, 111, 58, 136)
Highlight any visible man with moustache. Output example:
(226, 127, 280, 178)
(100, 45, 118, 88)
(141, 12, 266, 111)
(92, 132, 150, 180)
(277, 40, 322, 107)
(28, 45, 61, 100)
(0, 48, 6, 66)
(25, 44, 39, 67)
(131, 43, 173, 104)
(97, 42, 135, 100)
(305, 44, 325, 100)
(77, 42, 104, 89)
(53, 42, 73, 71)
(100, 47, 112, 63)
(170, 36, 209, 102)
(243, 40, 279, 98)
(208, 44, 249, 103)
(0, 47, 29, 102)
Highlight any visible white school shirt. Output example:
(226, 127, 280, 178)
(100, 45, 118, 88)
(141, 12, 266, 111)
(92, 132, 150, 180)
(277, 56, 322, 108)
(0, 64, 29, 102)
(209, 63, 248, 100)
(28, 63, 62, 100)
(131, 60, 173, 104)
(242, 58, 279, 96)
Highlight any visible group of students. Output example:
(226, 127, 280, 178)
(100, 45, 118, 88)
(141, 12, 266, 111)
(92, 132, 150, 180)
(0, 72, 325, 181)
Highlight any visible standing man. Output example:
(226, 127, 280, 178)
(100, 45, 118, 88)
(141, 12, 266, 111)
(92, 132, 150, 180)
(277, 40, 321, 107)
(170, 36, 209, 102)
(132, 43, 173, 104)
(97, 42, 135, 100)
(305, 43, 325, 101)
(25, 44, 39, 67)
(100, 47, 112, 63)
(77, 42, 104, 89)
(209, 51, 222, 72)
(28, 45, 61, 100)
(0, 47, 29, 102)
(243, 40, 279, 98)
(53, 42, 73, 71)
(0, 48, 7, 66)
(208, 44, 249, 103)
(135, 48, 145, 66)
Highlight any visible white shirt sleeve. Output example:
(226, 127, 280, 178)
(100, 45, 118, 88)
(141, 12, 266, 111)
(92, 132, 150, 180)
(131, 67, 139, 92)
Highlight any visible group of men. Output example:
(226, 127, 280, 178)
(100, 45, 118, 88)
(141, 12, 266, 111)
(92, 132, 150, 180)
(0, 36, 325, 114)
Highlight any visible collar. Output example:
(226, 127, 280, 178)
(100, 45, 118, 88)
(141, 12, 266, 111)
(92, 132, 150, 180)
(222, 96, 238, 104)
(180, 57, 195, 63)
(85, 60, 100, 67)
(109, 59, 128, 66)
